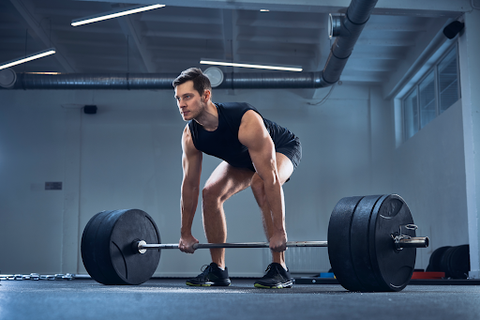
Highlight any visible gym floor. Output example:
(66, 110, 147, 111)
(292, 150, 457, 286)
(1, 278, 480, 320)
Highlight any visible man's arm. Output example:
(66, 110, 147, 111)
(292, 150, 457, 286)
(179, 124, 203, 253)
(238, 110, 287, 252)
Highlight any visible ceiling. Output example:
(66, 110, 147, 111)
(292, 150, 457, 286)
(0, 0, 467, 91)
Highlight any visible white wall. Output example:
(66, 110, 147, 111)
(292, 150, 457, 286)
(393, 99, 468, 268)
(0, 83, 401, 276)
(458, 9, 480, 279)
(0, 94, 66, 274)
(0, 76, 471, 276)
(386, 10, 480, 274)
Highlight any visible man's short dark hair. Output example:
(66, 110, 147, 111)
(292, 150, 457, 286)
(172, 67, 212, 96)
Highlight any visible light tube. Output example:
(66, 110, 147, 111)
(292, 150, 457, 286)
(0, 48, 56, 71)
(200, 60, 302, 72)
(72, 4, 165, 27)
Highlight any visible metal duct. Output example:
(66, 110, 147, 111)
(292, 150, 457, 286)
(8, 0, 377, 90)
(12, 72, 324, 90)
(319, 0, 378, 86)
(220, 72, 323, 89)
(14, 73, 178, 90)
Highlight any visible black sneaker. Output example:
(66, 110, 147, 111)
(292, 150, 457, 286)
(186, 262, 231, 287)
(254, 263, 294, 289)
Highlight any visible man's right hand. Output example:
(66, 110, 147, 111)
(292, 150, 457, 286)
(179, 234, 199, 254)
(269, 230, 287, 252)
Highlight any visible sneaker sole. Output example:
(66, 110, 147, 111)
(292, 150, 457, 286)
(186, 281, 231, 287)
(254, 281, 293, 289)
(186, 282, 212, 287)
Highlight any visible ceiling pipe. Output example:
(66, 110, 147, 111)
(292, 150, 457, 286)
(7, 0, 377, 90)
(319, 0, 378, 86)
(13, 73, 178, 90)
(12, 72, 324, 90)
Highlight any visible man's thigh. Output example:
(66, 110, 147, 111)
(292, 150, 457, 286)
(275, 152, 294, 185)
(249, 152, 293, 190)
(204, 161, 255, 201)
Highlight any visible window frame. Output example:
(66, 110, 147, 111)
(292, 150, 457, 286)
(402, 42, 460, 142)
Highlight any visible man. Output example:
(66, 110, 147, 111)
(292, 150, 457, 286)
(172, 68, 301, 289)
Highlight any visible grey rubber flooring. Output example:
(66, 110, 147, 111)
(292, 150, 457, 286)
(1, 278, 480, 320)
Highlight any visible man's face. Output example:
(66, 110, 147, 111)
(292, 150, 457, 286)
(174, 81, 206, 121)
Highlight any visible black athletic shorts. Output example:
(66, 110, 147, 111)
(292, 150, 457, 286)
(276, 136, 302, 170)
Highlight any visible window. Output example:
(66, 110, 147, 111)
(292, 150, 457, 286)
(438, 48, 459, 114)
(402, 44, 460, 141)
(419, 71, 436, 129)
(404, 90, 419, 140)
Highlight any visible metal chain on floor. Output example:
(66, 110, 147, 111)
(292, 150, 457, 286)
(0, 273, 76, 281)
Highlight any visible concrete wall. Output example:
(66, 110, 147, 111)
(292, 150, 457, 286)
(0, 84, 394, 276)
(393, 99, 468, 267)
(0, 77, 471, 277)
(458, 9, 480, 279)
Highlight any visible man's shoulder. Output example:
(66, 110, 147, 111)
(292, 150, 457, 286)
(217, 101, 254, 110)
(216, 102, 259, 118)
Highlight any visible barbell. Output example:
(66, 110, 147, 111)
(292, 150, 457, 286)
(80, 193, 429, 292)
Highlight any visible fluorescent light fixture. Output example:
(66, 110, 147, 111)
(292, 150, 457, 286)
(26, 71, 62, 75)
(0, 48, 56, 71)
(71, 4, 165, 27)
(260, 9, 270, 12)
(200, 60, 302, 72)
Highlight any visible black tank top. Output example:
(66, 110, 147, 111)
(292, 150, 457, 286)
(188, 102, 296, 171)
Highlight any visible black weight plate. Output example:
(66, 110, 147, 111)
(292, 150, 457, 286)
(350, 195, 385, 291)
(452, 245, 470, 279)
(440, 246, 455, 278)
(441, 245, 470, 279)
(426, 246, 451, 272)
(328, 195, 365, 292)
(110, 209, 161, 284)
(81, 210, 116, 284)
(369, 194, 416, 291)
(81, 209, 161, 285)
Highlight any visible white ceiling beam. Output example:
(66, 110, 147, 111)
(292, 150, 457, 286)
(138, 10, 222, 24)
(220, 9, 235, 61)
(116, 14, 156, 72)
(364, 24, 429, 32)
(236, 18, 324, 29)
(345, 63, 396, 72)
(339, 73, 384, 83)
(10, 0, 75, 72)
(382, 17, 451, 99)
(73, 0, 471, 16)
(144, 30, 223, 40)
(236, 34, 323, 45)
(354, 38, 417, 47)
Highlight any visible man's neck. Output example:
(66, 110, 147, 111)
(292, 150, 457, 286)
(195, 101, 218, 131)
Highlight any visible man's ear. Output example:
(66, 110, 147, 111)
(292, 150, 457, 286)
(203, 89, 211, 102)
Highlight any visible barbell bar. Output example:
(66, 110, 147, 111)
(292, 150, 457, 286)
(81, 193, 430, 292)
(135, 237, 428, 254)
(137, 241, 328, 253)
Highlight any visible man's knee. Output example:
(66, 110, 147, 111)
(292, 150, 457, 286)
(202, 183, 224, 207)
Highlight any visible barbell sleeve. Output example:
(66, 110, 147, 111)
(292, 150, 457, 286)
(394, 236, 429, 249)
